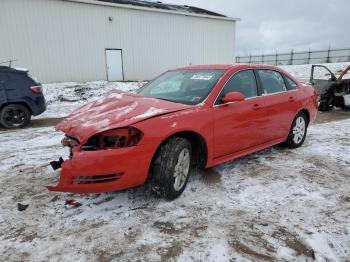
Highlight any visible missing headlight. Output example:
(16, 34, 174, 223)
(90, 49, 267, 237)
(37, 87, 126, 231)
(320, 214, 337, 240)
(81, 127, 143, 151)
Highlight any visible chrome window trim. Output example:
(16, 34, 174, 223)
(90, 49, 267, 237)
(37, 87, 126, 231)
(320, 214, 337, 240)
(260, 89, 298, 97)
(213, 96, 258, 108)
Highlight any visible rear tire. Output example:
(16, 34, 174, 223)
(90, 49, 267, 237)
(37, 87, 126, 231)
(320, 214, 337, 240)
(0, 104, 31, 128)
(284, 112, 308, 149)
(151, 137, 192, 200)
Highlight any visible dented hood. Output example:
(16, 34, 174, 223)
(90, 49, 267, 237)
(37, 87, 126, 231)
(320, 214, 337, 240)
(56, 90, 191, 143)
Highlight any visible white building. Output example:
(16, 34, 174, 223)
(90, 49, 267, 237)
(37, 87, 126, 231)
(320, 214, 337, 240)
(0, 0, 239, 83)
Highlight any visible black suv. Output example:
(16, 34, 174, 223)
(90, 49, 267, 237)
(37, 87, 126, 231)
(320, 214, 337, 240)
(0, 66, 46, 128)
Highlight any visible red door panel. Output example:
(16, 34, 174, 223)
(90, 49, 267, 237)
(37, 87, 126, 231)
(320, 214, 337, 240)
(255, 69, 300, 141)
(260, 92, 298, 141)
(213, 97, 268, 158)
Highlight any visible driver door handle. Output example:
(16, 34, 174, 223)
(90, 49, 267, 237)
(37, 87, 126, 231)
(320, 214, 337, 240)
(252, 103, 262, 110)
(288, 96, 295, 102)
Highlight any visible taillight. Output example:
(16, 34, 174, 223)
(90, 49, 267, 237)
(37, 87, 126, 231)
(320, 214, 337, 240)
(30, 85, 43, 93)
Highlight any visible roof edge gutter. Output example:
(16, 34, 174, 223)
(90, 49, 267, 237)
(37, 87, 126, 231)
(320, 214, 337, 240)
(63, 0, 240, 21)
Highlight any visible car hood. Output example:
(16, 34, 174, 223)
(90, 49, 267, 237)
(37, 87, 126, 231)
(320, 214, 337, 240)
(56, 90, 191, 143)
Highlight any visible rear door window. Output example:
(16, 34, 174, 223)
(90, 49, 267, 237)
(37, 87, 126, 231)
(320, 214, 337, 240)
(257, 70, 287, 95)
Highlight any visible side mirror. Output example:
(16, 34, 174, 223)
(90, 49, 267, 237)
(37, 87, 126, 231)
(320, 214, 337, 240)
(222, 91, 246, 103)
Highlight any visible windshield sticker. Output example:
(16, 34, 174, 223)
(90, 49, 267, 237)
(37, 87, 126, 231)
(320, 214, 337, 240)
(191, 75, 213, 81)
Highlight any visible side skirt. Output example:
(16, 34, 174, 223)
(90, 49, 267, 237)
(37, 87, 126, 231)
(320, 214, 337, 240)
(207, 138, 286, 168)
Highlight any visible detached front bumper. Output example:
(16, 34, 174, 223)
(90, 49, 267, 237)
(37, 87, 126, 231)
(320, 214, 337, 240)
(47, 144, 153, 194)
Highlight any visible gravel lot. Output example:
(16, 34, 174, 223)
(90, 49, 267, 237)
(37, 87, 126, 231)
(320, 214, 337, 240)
(1, 63, 350, 261)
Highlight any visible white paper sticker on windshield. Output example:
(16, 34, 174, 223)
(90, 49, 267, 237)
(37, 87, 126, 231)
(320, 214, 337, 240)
(191, 75, 213, 81)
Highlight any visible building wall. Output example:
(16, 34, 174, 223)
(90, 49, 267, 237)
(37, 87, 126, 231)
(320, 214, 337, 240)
(0, 0, 236, 83)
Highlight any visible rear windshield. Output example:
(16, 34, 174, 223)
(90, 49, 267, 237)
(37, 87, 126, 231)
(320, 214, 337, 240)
(138, 70, 226, 105)
(27, 72, 39, 84)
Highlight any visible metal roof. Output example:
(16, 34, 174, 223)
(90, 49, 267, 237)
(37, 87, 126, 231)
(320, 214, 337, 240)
(97, 0, 226, 17)
(66, 0, 239, 21)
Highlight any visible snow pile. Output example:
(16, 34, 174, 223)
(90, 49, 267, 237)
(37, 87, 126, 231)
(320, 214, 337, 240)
(280, 62, 350, 82)
(39, 81, 144, 118)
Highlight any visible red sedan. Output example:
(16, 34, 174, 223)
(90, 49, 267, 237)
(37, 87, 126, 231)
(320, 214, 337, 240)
(48, 64, 318, 199)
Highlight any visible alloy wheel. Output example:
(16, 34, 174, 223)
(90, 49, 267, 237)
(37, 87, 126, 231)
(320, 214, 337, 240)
(173, 148, 191, 191)
(292, 116, 306, 144)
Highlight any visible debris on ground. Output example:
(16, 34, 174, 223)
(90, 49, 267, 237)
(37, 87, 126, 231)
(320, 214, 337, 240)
(17, 203, 29, 211)
(64, 199, 82, 208)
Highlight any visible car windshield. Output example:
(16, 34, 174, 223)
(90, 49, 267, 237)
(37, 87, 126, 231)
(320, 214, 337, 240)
(138, 70, 226, 105)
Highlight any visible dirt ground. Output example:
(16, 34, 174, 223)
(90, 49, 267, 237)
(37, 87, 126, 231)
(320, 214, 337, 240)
(313, 110, 350, 124)
(0, 110, 350, 261)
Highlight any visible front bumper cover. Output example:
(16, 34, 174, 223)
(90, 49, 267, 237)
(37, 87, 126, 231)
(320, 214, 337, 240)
(47, 144, 154, 194)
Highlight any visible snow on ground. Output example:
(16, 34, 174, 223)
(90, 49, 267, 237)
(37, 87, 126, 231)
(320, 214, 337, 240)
(0, 63, 350, 261)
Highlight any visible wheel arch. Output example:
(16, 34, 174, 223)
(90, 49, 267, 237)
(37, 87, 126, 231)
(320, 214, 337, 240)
(0, 101, 33, 115)
(300, 108, 310, 125)
(147, 130, 209, 181)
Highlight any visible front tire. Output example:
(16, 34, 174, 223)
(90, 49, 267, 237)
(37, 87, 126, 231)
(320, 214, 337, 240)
(0, 104, 31, 128)
(151, 137, 192, 200)
(285, 112, 308, 149)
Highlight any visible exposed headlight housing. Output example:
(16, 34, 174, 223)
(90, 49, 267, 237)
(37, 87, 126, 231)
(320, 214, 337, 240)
(81, 127, 143, 151)
(61, 136, 80, 147)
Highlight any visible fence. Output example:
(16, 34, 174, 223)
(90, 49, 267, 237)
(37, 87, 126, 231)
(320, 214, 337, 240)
(235, 48, 350, 65)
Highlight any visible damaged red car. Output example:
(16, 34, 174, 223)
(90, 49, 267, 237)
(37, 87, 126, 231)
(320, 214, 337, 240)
(48, 65, 318, 199)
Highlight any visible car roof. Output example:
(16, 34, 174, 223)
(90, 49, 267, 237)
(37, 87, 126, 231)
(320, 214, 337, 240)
(0, 66, 27, 73)
(175, 64, 283, 71)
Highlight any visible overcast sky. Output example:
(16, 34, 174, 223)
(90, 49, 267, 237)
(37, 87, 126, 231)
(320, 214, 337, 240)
(167, 0, 350, 55)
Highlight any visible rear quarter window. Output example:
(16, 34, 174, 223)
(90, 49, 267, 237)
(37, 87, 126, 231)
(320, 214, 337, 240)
(4, 72, 36, 90)
(285, 76, 298, 90)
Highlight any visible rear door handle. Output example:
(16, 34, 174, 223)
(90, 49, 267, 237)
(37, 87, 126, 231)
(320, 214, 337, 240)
(288, 96, 295, 102)
(252, 104, 262, 110)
